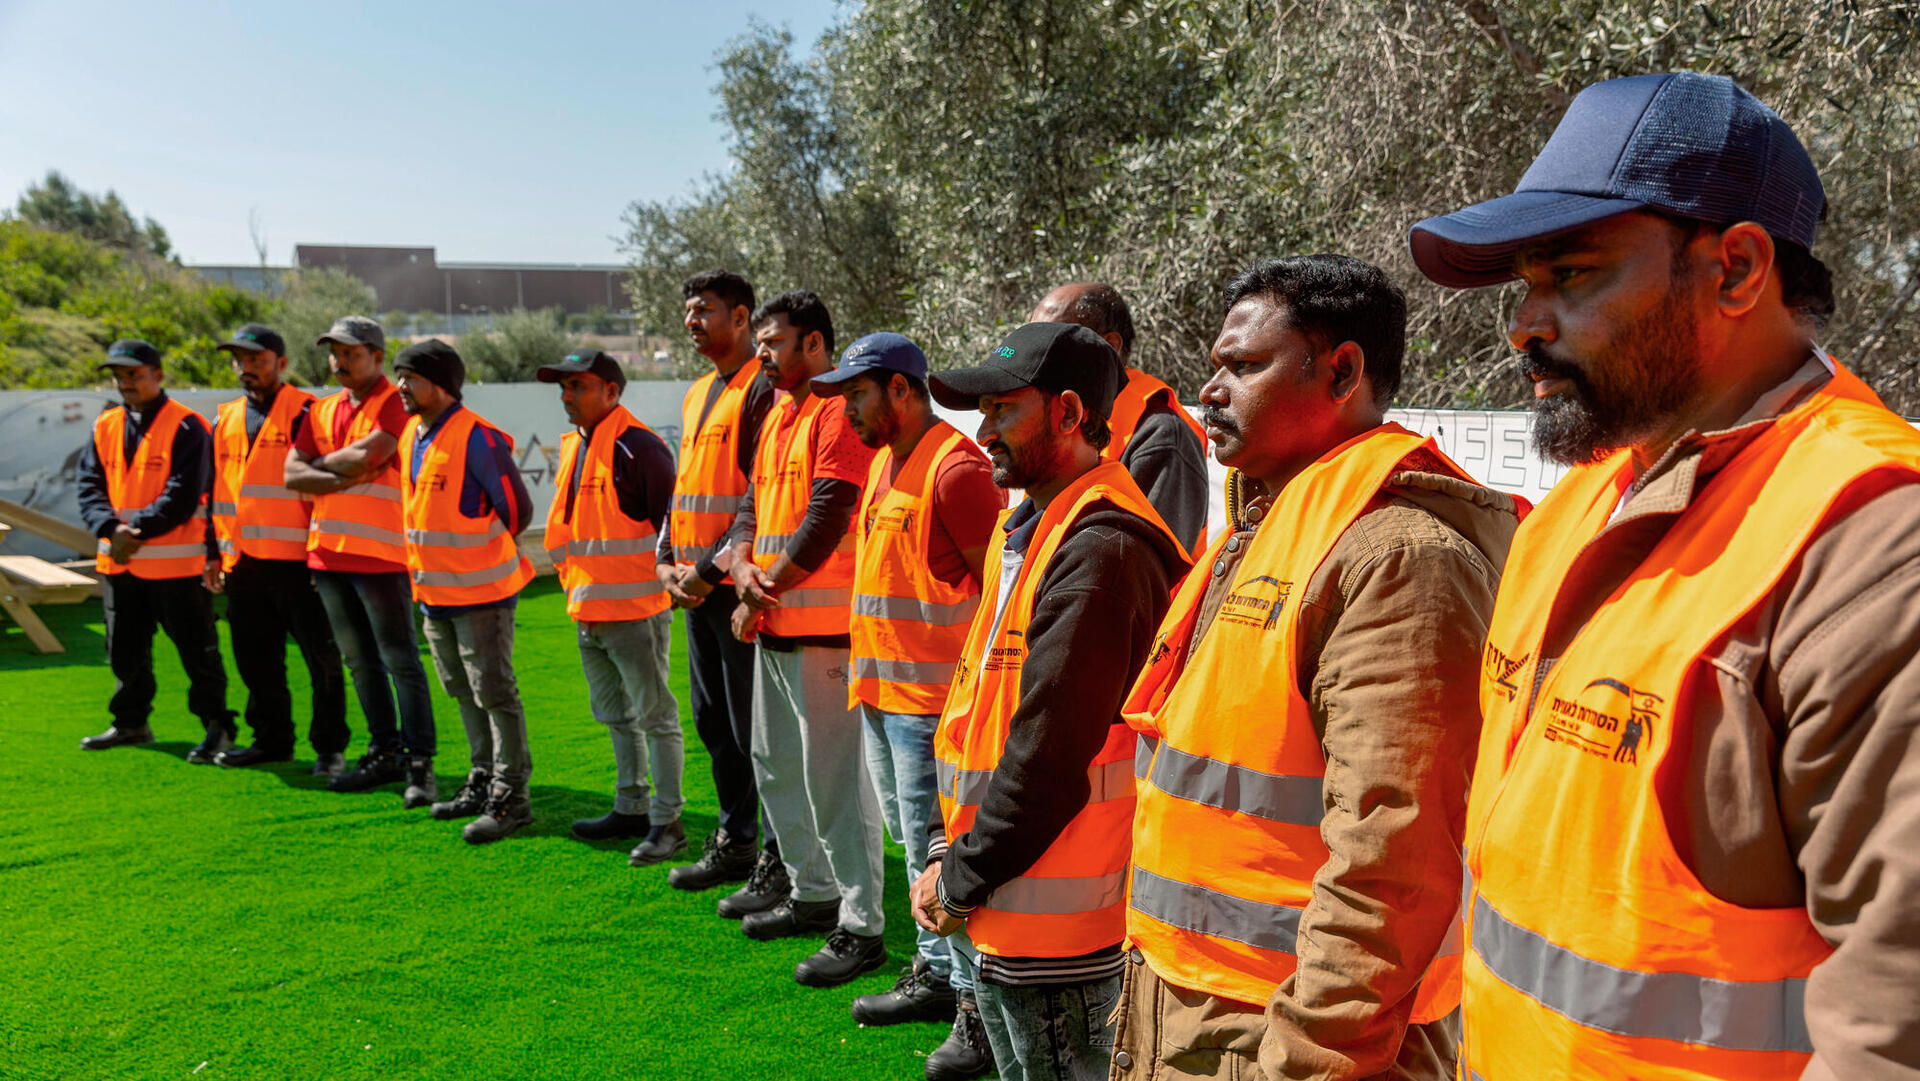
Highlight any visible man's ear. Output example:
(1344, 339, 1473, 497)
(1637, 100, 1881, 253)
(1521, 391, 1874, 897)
(1325, 341, 1367, 405)
(1712, 222, 1774, 319)
(1055, 389, 1086, 434)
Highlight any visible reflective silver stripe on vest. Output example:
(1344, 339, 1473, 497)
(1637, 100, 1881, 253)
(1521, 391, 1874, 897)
(1135, 735, 1158, 778)
(570, 580, 666, 605)
(240, 525, 311, 543)
(239, 483, 299, 501)
(338, 477, 401, 496)
(1127, 865, 1304, 953)
(938, 757, 1133, 807)
(412, 555, 525, 589)
(851, 593, 978, 627)
(311, 519, 406, 548)
(753, 532, 794, 557)
(1469, 892, 1813, 1053)
(779, 585, 851, 609)
(211, 501, 239, 517)
(675, 493, 740, 515)
(671, 545, 704, 565)
(406, 527, 506, 550)
(1141, 743, 1323, 827)
(984, 871, 1127, 916)
(217, 539, 236, 555)
(127, 542, 209, 562)
(853, 655, 957, 685)
(563, 536, 656, 558)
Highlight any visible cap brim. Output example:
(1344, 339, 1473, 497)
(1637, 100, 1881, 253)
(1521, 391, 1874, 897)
(1408, 191, 1647, 288)
(315, 333, 374, 348)
(929, 366, 1030, 410)
(97, 357, 149, 369)
(216, 341, 268, 355)
(533, 365, 574, 383)
(808, 364, 879, 397)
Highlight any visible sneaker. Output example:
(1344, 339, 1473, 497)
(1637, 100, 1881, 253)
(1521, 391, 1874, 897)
(430, 768, 492, 820)
(462, 780, 533, 844)
(852, 960, 957, 1025)
(400, 757, 438, 809)
(665, 831, 759, 890)
(627, 820, 688, 866)
(924, 993, 994, 1081)
(573, 809, 650, 841)
(79, 724, 154, 751)
(716, 849, 792, 919)
(310, 752, 347, 779)
(327, 750, 405, 792)
(742, 897, 841, 942)
(217, 744, 293, 768)
(795, 927, 887, 988)
(186, 727, 235, 765)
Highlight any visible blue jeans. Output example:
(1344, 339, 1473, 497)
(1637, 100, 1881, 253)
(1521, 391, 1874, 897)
(860, 705, 964, 989)
(950, 935, 1120, 1081)
(311, 569, 436, 758)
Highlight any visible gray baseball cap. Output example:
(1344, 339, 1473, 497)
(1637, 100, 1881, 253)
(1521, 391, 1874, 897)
(316, 315, 386, 352)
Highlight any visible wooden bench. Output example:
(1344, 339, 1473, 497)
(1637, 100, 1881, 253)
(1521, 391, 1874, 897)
(0, 525, 99, 653)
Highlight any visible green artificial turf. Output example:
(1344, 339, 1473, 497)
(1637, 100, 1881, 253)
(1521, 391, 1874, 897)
(0, 579, 952, 1081)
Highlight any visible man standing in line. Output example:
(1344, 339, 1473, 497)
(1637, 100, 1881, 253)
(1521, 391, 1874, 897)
(912, 323, 1189, 1081)
(392, 340, 536, 844)
(1030, 283, 1209, 551)
(1410, 72, 1920, 1079)
(284, 316, 437, 798)
(536, 348, 687, 865)
(725, 291, 889, 988)
(655, 270, 778, 890)
(75, 339, 234, 758)
(1112, 256, 1517, 1081)
(204, 324, 349, 772)
(811, 332, 1005, 1080)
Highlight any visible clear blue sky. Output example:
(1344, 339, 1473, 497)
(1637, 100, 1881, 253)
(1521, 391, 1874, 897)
(0, 0, 844, 266)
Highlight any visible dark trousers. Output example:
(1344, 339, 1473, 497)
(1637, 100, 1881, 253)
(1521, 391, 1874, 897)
(685, 596, 761, 844)
(103, 572, 231, 734)
(311, 569, 436, 758)
(226, 557, 349, 755)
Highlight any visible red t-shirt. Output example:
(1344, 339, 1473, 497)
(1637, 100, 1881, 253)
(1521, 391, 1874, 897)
(806, 398, 878, 486)
(870, 434, 1005, 590)
(294, 380, 410, 574)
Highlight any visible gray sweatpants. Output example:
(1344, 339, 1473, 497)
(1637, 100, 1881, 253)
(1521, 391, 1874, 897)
(751, 643, 886, 937)
(423, 605, 531, 788)
(577, 611, 684, 821)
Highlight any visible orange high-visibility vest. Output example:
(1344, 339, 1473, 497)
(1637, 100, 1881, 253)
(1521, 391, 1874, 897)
(1124, 424, 1466, 1020)
(399, 407, 534, 608)
(307, 383, 407, 566)
(750, 392, 856, 637)
(211, 385, 315, 570)
(670, 361, 758, 569)
(544, 405, 670, 622)
(935, 460, 1188, 957)
(849, 423, 987, 713)
(91, 398, 210, 579)
(1463, 361, 1920, 1081)
(1105, 368, 1206, 461)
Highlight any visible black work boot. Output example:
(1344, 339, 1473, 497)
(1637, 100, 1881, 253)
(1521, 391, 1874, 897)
(924, 993, 994, 1081)
(573, 809, 650, 841)
(462, 780, 533, 844)
(665, 831, 759, 890)
(217, 744, 293, 768)
(852, 959, 958, 1025)
(400, 757, 438, 809)
(328, 750, 405, 792)
(430, 768, 492, 820)
(310, 752, 347, 779)
(80, 724, 153, 751)
(186, 725, 235, 765)
(628, 820, 688, 866)
(742, 897, 840, 941)
(795, 927, 887, 988)
(716, 849, 792, 919)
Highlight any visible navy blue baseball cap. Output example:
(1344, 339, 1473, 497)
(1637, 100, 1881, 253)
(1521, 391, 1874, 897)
(99, 339, 162, 370)
(811, 332, 928, 397)
(1409, 73, 1826, 289)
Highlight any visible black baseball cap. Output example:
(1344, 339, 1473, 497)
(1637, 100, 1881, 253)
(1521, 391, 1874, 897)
(929, 322, 1120, 420)
(536, 348, 627, 390)
(811, 332, 927, 397)
(1410, 73, 1826, 288)
(316, 315, 387, 352)
(216, 323, 287, 357)
(392, 339, 465, 400)
(99, 339, 162, 370)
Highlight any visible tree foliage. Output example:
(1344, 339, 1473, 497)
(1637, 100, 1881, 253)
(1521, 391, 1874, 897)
(456, 306, 582, 383)
(274, 268, 381, 384)
(15, 170, 173, 262)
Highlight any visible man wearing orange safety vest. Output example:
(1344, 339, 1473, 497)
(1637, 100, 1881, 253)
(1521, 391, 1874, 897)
(285, 316, 438, 796)
(723, 291, 889, 989)
(911, 323, 1190, 1081)
(1030, 283, 1208, 553)
(1114, 256, 1518, 1081)
(536, 348, 687, 866)
(203, 324, 347, 771)
(1410, 72, 1920, 1079)
(656, 270, 779, 893)
(75, 339, 234, 759)
(392, 340, 536, 844)
(811, 331, 1005, 1081)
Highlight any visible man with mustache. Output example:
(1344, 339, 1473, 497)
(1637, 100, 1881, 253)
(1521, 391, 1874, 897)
(1113, 256, 1517, 1081)
(912, 323, 1189, 1081)
(204, 324, 348, 771)
(75, 339, 234, 758)
(1409, 72, 1920, 1079)
(284, 316, 438, 798)
(1030, 283, 1209, 552)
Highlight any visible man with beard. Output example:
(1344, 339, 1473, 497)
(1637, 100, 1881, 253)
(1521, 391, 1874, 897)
(657, 270, 779, 892)
(1030, 283, 1209, 552)
(204, 324, 348, 770)
(1111, 256, 1517, 1081)
(810, 332, 1004, 1079)
(912, 323, 1189, 1081)
(723, 291, 890, 988)
(1409, 72, 1920, 1079)
(393, 340, 537, 844)
(75, 339, 234, 758)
